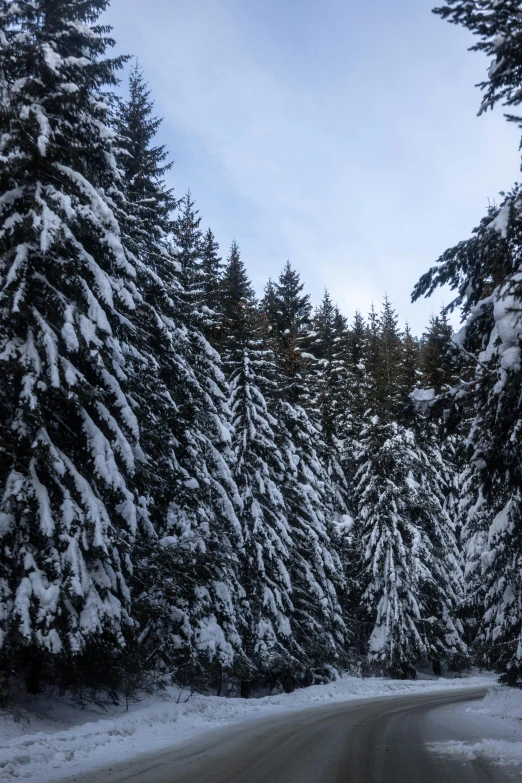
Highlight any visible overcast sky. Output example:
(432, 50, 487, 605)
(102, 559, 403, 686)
(103, 0, 519, 334)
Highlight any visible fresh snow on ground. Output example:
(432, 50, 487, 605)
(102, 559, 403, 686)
(428, 683, 522, 768)
(0, 673, 492, 781)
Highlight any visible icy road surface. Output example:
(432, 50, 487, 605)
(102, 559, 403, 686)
(59, 687, 522, 783)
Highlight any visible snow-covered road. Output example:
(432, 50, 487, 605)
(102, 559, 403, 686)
(54, 687, 520, 783)
(3, 675, 521, 782)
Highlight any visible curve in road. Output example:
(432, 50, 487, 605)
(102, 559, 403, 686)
(62, 687, 506, 783)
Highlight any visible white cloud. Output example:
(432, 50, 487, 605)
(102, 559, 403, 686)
(104, 0, 520, 332)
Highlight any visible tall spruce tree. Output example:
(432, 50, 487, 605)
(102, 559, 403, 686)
(269, 260, 314, 403)
(355, 416, 466, 677)
(414, 191, 522, 683)
(310, 293, 352, 523)
(114, 68, 244, 689)
(374, 296, 404, 417)
(200, 227, 224, 346)
(343, 311, 369, 471)
(401, 323, 420, 402)
(414, 0, 522, 684)
(263, 264, 349, 680)
(221, 243, 295, 694)
(0, 0, 144, 695)
(114, 62, 175, 249)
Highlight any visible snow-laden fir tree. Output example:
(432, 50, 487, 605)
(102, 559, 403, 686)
(414, 0, 522, 684)
(372, 296, 404, 417)
(342, 311, 369, 477)
(414, 187, 522, 683)
(200, 227, 224, 347)
(355, 419, 424, 677)
(417, 310, 468, 551)
(310, 292, 347, 444)
(0, 0, 143, 695)
(268, 260, 314, 401)
(220, 242, 295, 695)
(355, 416, 466, 677)
(401, 323, 420, 402)
(114, 62, 176, 252)
(170, 191, 246, 685)
(419, 311, 462, 395)
(114, 68, 244, 689)
(413, 416, 468, 671)
(263, 263, 349, 680)
(310, 290, 352, 519)
(434, 0, 522, 127)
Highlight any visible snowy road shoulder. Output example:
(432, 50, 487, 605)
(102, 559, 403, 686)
(0, 674, 492, 782)
(427, 684, 522, 774)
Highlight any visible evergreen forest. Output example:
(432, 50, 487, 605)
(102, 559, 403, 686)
(1, 0, 522, 704)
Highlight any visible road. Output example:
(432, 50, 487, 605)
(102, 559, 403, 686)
(62, 687, 518, 783)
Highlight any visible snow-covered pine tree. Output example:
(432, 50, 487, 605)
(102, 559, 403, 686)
(406, 317, 468, 673)
(220, 242, 295, 695)
(417, 309, 468, 570)
(268, 260, 314, 402)
(0, 0, 144, 695)
(175, 191, 203, 299)
(401, 323, 420, 403)
(309, 291, 353, 532)
(343, 311, 369, 469)
(414, 188, 522, 683)
(414, 0, 522, 684)
(114, 62, 176, 252)
(169, 191, 246, 686)
(419, 311, 462, 395)
(263, 263, 349, 682)
(310, 292, 346, 444)
(356, 418, 424, 677)
(200, 227, 224, 346)
(412, 415, 468, 671)
(434, 0, 522, 127)
(374, 296, 404, 418)
(114, 68, 244, 690)
(355, 416, 466, 677)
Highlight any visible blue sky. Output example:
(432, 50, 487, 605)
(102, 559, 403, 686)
(103, 0, 519, 333)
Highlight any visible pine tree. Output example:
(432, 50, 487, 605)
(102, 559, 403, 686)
(311, 291, 344, 443)
(434, 1, 522, 127)
(220, 243, 295, 694)
(374, 296, 404, 417)
(310, 291, 352, 521)
(268, 260, 314, 404)
(115, 68, 243, 689)
(200, 227, 224, 346)
(355, 417, 466, 677)
(343, 311, 369, 468)
(0, 0, 143, 695)
(419, 311, 462, 395)
(114, 62, 176, 252)
(414, 187, 522, 683)
(264, 264, 349, 680)
(175, 191, 203, 297)
(414, 0, 522, 681)
(170, 192, 246, 684)
(401, 323, 420, 402)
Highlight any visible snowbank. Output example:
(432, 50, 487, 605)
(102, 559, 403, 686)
(429, 737, 522, 766)
(478, 683, 522, 721)
(0, 674, 492, 782)
(429, 682, 522, 768)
